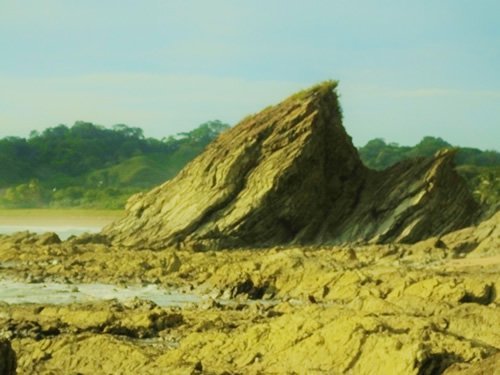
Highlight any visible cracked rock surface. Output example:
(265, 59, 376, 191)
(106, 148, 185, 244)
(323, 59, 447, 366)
(0, 212, 498, 374)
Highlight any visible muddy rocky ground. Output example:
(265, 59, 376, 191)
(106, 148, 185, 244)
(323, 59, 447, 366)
(0, 213, 499, 374)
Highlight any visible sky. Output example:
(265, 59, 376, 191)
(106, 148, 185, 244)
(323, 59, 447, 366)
(1, 0, 499, 149)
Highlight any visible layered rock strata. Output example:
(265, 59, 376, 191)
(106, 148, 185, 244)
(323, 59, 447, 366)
(103, 81, 479, 249)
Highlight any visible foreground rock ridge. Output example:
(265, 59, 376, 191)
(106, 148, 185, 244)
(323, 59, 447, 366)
(103, 81, 479, 249)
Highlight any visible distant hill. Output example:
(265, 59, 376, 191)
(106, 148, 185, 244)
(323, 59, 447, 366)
(0, 120, 229, 208)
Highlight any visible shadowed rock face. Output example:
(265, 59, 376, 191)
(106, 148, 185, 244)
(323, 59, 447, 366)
(0, 339, 16, 375)
(103, 81, 480, 249)
(443, 352, 500, 375)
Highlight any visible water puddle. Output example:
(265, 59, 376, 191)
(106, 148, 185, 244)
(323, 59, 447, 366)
(0, 279, 202, 307)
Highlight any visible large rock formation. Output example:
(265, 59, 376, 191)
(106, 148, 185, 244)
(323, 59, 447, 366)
(103, 81, 480, 249)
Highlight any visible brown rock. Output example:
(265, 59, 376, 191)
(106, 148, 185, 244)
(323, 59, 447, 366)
(443, 352, 500, 374)
(0, 338, 16, 375)
(103, 81, 480, 250)
(68, 232, 109, 245)
(36, 232, 61, 246)
(330, 149, 480, 244)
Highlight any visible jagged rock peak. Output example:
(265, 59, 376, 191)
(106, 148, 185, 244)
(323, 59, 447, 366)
(103, 81, 480, 249)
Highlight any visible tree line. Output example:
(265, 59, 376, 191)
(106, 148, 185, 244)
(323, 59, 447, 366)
(0, 120, 229, 208)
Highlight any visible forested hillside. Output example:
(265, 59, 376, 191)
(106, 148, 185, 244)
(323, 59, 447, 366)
(0, 120, 229, 208)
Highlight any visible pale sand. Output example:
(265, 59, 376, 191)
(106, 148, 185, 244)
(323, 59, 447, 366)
(0, 209, 123, 228)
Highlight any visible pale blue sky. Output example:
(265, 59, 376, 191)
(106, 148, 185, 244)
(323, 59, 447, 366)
(1, 0, 499, 149)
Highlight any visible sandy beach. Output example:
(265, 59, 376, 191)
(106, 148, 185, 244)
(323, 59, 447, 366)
(0, 209, 123, 228)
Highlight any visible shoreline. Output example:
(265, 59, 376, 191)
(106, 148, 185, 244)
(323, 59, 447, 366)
(0, 208, 124, 228)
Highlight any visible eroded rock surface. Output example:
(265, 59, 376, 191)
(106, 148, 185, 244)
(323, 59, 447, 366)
(0, 213, 498, 374)
(103, 81, 479, 250)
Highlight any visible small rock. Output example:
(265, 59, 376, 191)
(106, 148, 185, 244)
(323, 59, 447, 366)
(434, 238, 447, 249)
(191, 360, 203, 374)
(69, 233, 110, 245)
(37, 232, 61, 246)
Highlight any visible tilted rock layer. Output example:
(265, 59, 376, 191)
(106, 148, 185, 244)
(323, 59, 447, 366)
(104, 81, 479, 249)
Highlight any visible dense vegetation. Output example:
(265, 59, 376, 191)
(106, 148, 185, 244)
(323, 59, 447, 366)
(358, 136, 500, 210)
(0, 120, 229, 208)
(358, 136, 499, 170)
(0, 124, 498, 210)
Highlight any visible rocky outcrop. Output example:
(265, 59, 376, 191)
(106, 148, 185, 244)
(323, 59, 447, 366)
(440, 210, 500, 257)
(1, 300, 183, 341)
(331, 149, 480, 244)
(0, 338, 16, 375)
(104, 81, 479, 249)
